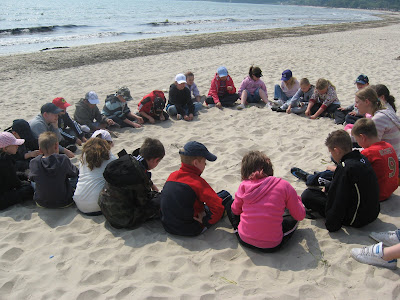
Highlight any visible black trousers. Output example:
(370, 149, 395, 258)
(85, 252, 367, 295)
(0, 181, 33, 210)
(301, 188, 328, 217)
(223, 197, 299, 252)
(206, 93, 239, 107)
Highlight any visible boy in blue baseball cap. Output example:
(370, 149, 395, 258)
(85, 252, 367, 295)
(205, 66, 239, 108)
(160, 141, 232, 236)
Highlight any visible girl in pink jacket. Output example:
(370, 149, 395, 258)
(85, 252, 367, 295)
(225, 151, 305, 252)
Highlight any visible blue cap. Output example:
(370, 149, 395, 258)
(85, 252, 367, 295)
(281, 69, 292, 81)
(217, 66, 228, 77)
(179, 141, 217, 161)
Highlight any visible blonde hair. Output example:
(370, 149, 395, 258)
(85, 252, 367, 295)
(180, 153, 203, 165)
(38, 132, 58, 153)
(241, 151, 273, 180)
(81, 137, 111, 171)
(316, 78, 335, 91)
(300, 78, 310, 86)
(285, 77, 297, 89)
(355, 86, 382, 115)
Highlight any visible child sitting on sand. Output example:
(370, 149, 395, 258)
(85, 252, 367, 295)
(74, 91, 116, 132)
(224, 151, 305, 252)
(352, 118, 398, 201)
(98, 138, 164, 229)
(185, 71, 205, 107)
(272, 69, 300, 106)
(305, 78, 340, 120)
(137, 90, 169, 123)
(5, 119, 40, 172)
(0, 132, 34, 210)
(237, 66, 269, 110)
(160, 141, 231, 236)
(273, 78, 314, 114)
(167, 74, 197, 121)
(206, 66, 239, 108)
(52, 97, 87, 147)
(102, 87, 144, 128)
(73, 130, 117, 216)
(29, 132, 79, 208)
(301, 130, 380, 232)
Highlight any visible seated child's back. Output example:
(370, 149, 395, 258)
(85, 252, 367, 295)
(352, 118, 398, 201)
(98, 138, 164, 228)
(29, 132, 79, 208)
(160, 141, 226, 236)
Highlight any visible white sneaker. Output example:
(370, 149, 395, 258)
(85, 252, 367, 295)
(176, 114, 182, 120)
(351, 242, 397, 269)
(237, 104, 245, 110)
(370, 230, 400, 247)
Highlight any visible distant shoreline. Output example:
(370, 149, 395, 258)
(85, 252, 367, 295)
(0, 12, 399, 79)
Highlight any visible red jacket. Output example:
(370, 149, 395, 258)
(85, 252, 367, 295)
(160, 163, 224, 236)
(207, 73, 237, 104)
(137, 90, 166, 117)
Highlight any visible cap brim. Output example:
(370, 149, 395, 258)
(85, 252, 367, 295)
(88, 99, 100, 104)
(52, 108, 63, 114)
(177, 80, 187, 84)
(205, 152, 217, 161)
(218, 73, 228, 77)
(14, 138, 25, 146)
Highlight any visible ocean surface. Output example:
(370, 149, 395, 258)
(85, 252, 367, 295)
(0, 0, 380, 55)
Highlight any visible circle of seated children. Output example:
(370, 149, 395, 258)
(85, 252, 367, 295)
(1, 71, 400, 263)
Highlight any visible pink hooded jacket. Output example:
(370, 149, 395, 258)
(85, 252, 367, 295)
(232, 176, 305, 249)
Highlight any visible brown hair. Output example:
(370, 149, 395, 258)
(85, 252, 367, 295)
(325, 130, 352, 152)
(81, 137, 111, 171)
(241, 151, 273, 180)
(372, 84, 396, 112)
(285, 77, 298, 89)
(38, 132, 58, 153)
(351, 118, 378, 139)
(300, 78, 310, 86)
(316, 78, 335, 91)
(185, 71, 194, 78)
(139, 138, 165, 160)
(355, 86, 382, 115)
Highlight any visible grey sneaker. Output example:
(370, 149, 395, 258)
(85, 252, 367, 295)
(237, 104, 245, 110)
(351, 242, 397, 269)
(370, 230, 400, 247)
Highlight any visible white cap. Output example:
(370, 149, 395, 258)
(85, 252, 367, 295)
(85, 91, 100, 104)
(175, 73, 187, 84)
(91, 129, 112, 142)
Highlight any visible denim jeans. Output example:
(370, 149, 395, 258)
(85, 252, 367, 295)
(274, 84, 291, 102)
(167, 102, 203, 116)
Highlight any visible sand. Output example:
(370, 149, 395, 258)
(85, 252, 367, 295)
(1, 14, 400, 299)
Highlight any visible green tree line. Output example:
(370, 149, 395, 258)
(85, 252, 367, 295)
(285, 0, 400, 11)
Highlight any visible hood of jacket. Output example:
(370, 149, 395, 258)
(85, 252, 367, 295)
(376, 108, 400, 130)
(38, 154, 65, 176)
(236, 176, 282, 204)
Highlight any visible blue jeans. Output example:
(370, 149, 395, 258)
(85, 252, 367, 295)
(245, 88, 261, 103)
(274, 84, 292, 102)
(167, 102, 203, 116)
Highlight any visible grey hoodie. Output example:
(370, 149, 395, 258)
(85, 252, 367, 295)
(29, 154, 79, 208)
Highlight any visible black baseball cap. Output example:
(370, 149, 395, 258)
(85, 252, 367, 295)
(41, 103, 63, 114)
(179, 141, 217, 161)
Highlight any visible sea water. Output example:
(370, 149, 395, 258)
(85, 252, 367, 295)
(0, 0, 380, 55)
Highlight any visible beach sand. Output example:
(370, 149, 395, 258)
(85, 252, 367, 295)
(1, 14, 400, 299)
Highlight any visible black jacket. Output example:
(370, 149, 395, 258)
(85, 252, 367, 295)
(325, 150, 380, 232)
(168, 84, 195, 116)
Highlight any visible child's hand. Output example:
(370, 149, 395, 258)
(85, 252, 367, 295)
(216, 102, 222, 109)
(133, 122, 142, 128)
(193, 210, 206, 223)
(310, 114, 317, 120)
(159, 113, 165, 121)
(136, 116, 144, 124)
(148, 116, 155, 124)
(348, 111, 357, 116)
(227, 86, 233, 91)
(305, 109, 311, 116)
